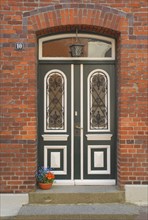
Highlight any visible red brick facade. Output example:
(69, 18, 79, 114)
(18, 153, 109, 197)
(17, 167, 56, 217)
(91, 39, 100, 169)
(0, 0, 148, 193)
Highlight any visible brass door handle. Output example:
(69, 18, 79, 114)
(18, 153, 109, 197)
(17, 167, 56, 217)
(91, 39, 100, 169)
(75, 125, 83, 129)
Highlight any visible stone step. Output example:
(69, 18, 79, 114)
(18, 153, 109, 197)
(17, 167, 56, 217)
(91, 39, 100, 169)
(7, 203, 139, 220)
(29, 185, 125, 204)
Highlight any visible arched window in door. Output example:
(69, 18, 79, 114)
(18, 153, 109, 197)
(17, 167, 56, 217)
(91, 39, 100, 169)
(88, 69, 110, 131)
(44, 70, 67, 132)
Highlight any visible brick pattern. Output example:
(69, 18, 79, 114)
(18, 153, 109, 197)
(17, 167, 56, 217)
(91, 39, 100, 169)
(0, 0, 148, 192)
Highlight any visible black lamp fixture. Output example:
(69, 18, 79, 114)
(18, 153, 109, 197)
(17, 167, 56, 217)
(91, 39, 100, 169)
(70, 28, 84, 57)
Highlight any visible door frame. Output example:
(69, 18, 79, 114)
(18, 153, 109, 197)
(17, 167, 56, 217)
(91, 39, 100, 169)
(38, 33, 117, 185)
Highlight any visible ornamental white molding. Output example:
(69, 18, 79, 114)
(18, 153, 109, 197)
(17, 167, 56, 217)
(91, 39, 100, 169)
(42, 134, 69, 141)
(86, 134, 112, 140)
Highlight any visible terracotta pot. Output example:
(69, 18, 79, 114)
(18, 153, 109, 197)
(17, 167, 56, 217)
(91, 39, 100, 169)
(38, 182, 53, 190)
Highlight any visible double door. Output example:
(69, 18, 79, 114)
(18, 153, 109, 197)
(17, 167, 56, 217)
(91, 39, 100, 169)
(38, 62, 116, 184)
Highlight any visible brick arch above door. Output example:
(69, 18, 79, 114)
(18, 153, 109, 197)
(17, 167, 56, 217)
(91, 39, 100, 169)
(22, 3, 133, 38)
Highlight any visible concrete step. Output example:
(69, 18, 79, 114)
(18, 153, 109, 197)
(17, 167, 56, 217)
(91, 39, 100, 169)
(29, 185, 125, 204)
(6, 203, 140, 220)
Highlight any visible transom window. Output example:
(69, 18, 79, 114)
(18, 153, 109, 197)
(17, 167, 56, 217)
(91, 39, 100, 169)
(39, 34, 115, 60)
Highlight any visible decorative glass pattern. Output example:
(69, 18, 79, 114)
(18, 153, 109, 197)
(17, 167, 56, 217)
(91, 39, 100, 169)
(46, 72, 65, 130)
(89, 71, 108, 130)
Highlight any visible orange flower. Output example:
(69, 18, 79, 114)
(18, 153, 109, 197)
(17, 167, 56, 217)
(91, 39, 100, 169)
(45, 172, 55, 180)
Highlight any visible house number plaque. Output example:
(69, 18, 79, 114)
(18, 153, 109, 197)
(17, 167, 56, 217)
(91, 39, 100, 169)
(15, 43, 24, 50)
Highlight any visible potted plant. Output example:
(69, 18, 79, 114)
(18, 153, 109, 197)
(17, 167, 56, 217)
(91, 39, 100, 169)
(36, 166, 55, 190)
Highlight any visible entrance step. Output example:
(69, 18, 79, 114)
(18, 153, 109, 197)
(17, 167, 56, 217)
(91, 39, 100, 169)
(11, 203, 139, 220)
(29, 185, 125, 204)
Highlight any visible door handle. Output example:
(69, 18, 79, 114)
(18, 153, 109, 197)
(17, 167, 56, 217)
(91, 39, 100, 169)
(75, 125, 83, 129)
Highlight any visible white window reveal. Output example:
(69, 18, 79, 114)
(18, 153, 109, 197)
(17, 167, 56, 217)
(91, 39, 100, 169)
(88, 69, 110, 132)
(44, 70, 67, 132)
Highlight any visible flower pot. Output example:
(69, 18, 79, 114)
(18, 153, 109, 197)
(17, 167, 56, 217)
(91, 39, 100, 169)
(38, 182, 53, 190)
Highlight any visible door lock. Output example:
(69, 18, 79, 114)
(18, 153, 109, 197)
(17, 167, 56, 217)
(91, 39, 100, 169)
(75, 125, 83, 129)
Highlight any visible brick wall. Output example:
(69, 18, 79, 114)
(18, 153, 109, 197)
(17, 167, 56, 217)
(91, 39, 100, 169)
(0, 0, 147, 192)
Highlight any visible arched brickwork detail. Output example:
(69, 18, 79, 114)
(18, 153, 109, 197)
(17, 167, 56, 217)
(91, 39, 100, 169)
(23, 4, 131, 38)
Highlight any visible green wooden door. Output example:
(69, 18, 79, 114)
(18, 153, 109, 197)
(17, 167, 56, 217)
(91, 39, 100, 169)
(38, 62, 116, 184)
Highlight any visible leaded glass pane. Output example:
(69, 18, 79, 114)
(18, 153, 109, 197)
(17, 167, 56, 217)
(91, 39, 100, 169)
(46, 72, 65, 130)
(89, 71, 108, 130)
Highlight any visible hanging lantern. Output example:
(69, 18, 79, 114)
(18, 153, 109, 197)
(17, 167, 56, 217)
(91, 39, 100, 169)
(69, 29, 84, 57)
